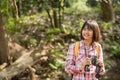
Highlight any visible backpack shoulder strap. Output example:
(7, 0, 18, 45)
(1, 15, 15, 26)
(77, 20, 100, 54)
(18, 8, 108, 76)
(74, 42, 100, 57)
(95, 43, 100, 57)
(74, 42, 80, 57)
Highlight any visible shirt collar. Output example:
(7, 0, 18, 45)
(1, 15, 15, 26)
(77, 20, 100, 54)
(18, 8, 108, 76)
(81, 40, 96, 50)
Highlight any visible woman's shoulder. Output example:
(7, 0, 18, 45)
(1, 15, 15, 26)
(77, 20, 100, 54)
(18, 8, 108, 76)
(94, 42, 102, 48)
(68, 40, 82, 48)
(68, 43, 75, 48)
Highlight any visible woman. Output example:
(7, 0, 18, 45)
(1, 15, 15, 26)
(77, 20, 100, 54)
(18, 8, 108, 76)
(65, 20, 105, 80)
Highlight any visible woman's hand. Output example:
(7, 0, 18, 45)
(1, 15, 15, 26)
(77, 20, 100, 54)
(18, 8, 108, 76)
(97, 59, 104, 67)
(79, 57, 91, 70)
(99, 67, 105, 75)
(97, 59, 105, 75)
(85, 57, 91, 65)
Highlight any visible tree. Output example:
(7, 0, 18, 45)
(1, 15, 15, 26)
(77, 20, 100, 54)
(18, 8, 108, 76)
(100, 0, 115, 22)
(0, 13, 9, 65)
(9, 0, 19, 18)
(41, 0, 65, 28)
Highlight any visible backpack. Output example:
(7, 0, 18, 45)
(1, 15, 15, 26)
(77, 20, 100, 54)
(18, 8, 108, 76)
(74, 41, 100, 58)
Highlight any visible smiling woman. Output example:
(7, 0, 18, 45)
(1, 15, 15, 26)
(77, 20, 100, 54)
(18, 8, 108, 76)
(80, 20, 101, 43)
(65, 20, 105, 80)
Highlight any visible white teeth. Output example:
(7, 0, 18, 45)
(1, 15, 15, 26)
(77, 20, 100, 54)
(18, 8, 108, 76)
(85, 34, 89, 36)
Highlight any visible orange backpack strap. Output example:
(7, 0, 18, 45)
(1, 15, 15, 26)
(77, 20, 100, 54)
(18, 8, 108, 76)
(95, 43, 100, 57)
(74, 42, 80, 57)
(74, 42, 100, 57)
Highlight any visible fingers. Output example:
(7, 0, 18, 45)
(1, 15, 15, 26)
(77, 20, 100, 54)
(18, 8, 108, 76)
(85, 57, 91, 65)
(99, 72, 104, 75)
(97, 60, 104, 67)
(79, 58, 91, 70)
(99, 68, 105, 75)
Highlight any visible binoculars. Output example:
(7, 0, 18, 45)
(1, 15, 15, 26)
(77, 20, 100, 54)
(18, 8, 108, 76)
(84, 55, 101, 78)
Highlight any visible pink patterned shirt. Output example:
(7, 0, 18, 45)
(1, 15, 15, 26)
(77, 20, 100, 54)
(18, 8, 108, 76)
(65, 40, 104, 80)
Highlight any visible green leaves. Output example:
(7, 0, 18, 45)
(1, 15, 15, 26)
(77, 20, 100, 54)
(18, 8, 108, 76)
(0, 0, 9, 19)
(45, 28, 61, 34)
(111, 42, 120, 58)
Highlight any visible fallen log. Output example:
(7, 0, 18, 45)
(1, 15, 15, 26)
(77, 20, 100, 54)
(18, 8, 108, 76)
(0, 45, 50, 80)
(0, 51, 33, 80)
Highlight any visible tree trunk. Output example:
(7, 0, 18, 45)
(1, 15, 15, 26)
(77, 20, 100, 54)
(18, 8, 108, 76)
(100, 0, 115, 22)
(9, 0, 18, 18)
(58, 5, 62, 28)
(53, 10, 58, 27)
(13, 0, 19, 18)
(46, 9, 54, 28)
(0, 13, 9, 65)
(18, 0, 22, 17)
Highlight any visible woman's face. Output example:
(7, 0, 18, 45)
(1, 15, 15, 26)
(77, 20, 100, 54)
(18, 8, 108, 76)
(82, 26, 93, 41)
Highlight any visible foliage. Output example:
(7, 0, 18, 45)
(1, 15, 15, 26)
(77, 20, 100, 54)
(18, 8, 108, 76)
(114, 4, 120, 12)
(100, 21, 113, 29)
(45, 28, 61, 34)
(113, 0, 120, 4)
(102, 22, 120, 58)
(86, 0, 99, 7)
(105, 35, 120, 58)
(0, 0, 9, 16)
(21, 0, 44, 15)
(6, 14, 47, 34)
(19, 37, 38, 49)
(49, 45, 65, 70)
(6, 18, 20, 34)
(110, 42, 120, 58)
(49, 58, 63, 69)
(64, 0, 101, 17)
(62, 18, 85, 41)
(27, 37, 37, 44)
(72, 0, 91, 12)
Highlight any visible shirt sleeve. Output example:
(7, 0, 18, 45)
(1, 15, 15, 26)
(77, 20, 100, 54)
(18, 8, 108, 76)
(98, 44, 103, 61)
(65, 43, 76, 74)
(98, 44, 105, 71)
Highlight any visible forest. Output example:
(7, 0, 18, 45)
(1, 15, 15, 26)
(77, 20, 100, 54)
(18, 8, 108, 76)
(0, 0, 120, 80)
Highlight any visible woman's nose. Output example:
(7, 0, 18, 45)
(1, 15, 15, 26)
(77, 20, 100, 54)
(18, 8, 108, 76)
(84, 29, 89, 33)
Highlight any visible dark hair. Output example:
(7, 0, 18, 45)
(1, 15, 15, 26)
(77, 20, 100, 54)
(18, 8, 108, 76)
(80, 20, 101, 42)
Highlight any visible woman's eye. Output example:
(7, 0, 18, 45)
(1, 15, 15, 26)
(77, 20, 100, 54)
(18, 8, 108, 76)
(88, 29, 92, 31)
(83, 28, 87, 30)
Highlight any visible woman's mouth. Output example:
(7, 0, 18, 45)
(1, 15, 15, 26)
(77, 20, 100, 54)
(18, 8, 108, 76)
(84, 34, 90, 37)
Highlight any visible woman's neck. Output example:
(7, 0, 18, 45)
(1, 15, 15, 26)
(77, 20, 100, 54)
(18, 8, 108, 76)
(83, 40, 92, 49)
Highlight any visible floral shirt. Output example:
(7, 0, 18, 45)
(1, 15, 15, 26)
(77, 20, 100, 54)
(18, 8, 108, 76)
(65, 40, 104, 80)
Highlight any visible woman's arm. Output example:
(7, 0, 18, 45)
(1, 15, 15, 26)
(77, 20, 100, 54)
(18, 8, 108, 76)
(98, 44, 105, 75)
(65, 43, 77, 74)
